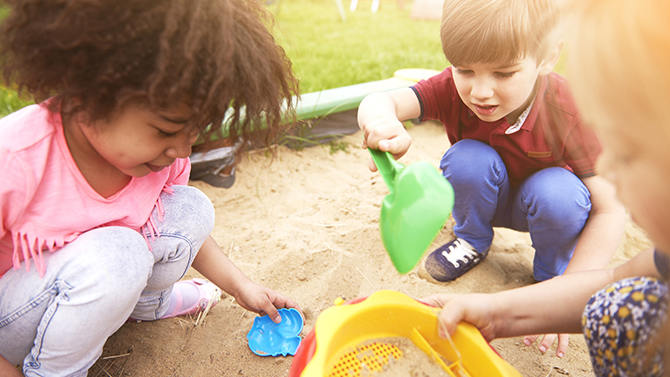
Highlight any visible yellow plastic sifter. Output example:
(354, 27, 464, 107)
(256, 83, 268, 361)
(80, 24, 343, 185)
(289, 290, 522, 377)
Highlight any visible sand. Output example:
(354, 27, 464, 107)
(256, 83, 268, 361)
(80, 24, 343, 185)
(93, 120, 652, 377)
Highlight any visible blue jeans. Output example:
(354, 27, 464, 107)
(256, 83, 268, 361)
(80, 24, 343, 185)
(441, 140, 592, 281)
(0, 185, 214, 376)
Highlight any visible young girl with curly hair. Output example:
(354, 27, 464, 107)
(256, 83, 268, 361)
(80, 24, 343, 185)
(0, 0, 301, 375)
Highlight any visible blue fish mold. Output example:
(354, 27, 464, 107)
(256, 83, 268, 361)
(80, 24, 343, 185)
(247, 308, 304, 357)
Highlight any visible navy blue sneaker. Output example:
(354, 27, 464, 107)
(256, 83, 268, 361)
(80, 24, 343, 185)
(423, 238, 486, 282)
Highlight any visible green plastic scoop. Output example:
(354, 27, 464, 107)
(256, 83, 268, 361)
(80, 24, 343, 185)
(369, 149, 455, 274)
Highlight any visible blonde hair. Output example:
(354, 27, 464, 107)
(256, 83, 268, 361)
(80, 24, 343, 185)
(566, 0, 670, 144)
(440, 0, 562, 66)
(567, 1, 670, 375)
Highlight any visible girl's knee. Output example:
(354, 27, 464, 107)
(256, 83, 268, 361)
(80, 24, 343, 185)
(162, 185, 215, 238)
(68, 227, 153, 288)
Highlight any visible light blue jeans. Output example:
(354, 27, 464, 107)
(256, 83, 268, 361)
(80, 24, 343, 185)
(0, 185, 214, 376)
(441, 140, 592, 281)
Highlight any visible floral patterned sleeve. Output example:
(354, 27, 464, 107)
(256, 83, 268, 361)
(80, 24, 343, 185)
(582, 277, 669, 377)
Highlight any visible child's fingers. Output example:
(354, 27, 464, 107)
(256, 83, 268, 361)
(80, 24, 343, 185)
(362, 121, 409, 153)
(420, 294, 449, 307)
(523, 334, 540, 346)
(436, 309, 460, 339)
(368, 157, 379, 172)
(556, 334, 570, 358)
(282, 298, 303, 315)
(378, 138, 411, 158)
(264, 293, 303, 323)
(377, 139, 393, 152)
(525, 333, 568, 357)
(260, 299, 282, 323)
(536, 333, 557, 354)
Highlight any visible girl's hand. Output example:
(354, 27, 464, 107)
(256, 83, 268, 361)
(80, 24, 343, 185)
(0, 354, 22, 377)
(422, 293, 498, 342)
(233, 280, 302, 324)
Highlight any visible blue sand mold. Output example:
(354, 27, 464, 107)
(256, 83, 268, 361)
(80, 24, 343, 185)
(247, 308, 304, 357)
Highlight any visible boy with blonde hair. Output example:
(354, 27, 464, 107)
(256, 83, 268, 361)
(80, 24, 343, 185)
(358, 0, 625, 289)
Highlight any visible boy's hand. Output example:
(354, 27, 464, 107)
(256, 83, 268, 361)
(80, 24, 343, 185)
(357, 89, 420, 172)
(523, 333, 570, 358)
(361, 116, 411, 153)
(233, 280, 302, 324)
(361, 117, 412, 172)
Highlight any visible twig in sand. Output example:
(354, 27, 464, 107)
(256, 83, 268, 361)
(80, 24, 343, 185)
(294, 219, 349, 228)
(176, 317, 189, 330)
(443, 329, 467, 377)
(324, 241, 334, 256)
(100, 353, 131, 360)
(194, 289, 218, 327)
(96, 360, 114, 377)
(540, 364, 555, 377)
(238, 309, 248, 323)
(227, 241, 235, 262)
(355, 266, 374, 288)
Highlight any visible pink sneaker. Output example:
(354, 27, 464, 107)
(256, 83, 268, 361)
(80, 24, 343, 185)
(161, 278, 222, 318)
(128, 278, 222, 322)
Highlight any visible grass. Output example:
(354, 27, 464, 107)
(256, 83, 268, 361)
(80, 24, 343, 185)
(271, 0, 446, 93)
(0, 5, 34, 117)
(0, 84, 33, 118)
(271, 0, 446, 150)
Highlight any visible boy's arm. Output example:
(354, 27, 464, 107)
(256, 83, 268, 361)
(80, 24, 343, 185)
(191, 236, 302, 323)
(564, 175, 627, 273)
(357, 88, 421, 171)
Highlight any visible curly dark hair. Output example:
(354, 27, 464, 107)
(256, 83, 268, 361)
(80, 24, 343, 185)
(0, 0, 298, 150)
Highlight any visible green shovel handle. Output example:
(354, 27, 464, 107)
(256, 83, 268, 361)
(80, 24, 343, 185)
(368, 148, 404, 193)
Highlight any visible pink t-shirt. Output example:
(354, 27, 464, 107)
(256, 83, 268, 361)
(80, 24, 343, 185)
(0, 103, 190, 278)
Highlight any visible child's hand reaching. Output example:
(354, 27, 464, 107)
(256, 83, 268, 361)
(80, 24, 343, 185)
(191, 236, 303, 324)
(233, 280, 302, 324)
(423, 292, 573, 358)
(421, 293, 499, 342)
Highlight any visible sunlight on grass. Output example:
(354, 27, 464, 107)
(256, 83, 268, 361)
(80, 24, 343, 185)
(271, 0, 446, 93)
(0, 84, 33, 118)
